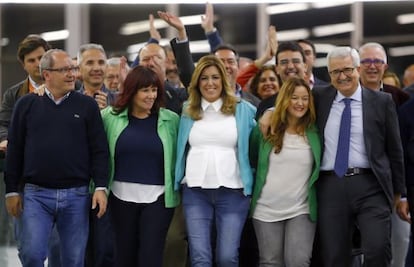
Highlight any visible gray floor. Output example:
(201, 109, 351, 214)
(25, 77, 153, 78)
(1, 247, 48, 267)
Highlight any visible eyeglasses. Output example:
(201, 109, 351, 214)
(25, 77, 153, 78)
(329, 67, 355, 77)
(44, 66, 80, 74)
(360, 58, 385, 67)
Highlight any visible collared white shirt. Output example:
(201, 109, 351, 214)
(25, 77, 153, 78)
(321, 84, 370, 170)
(44, 87, 71, 105)
(28, 75, 41, 90)
(183, 97, 242, 189)
(309, 73, 315, 89)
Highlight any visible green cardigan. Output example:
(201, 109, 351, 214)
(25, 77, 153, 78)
(249, 124, 321, 221)
(101, 107, 180, 208)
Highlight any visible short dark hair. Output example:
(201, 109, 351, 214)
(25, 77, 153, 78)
(297, 39, 316, 55)
(275, 41, 306, 64)
(17, 35, 51, 63)
(212, 43, 240, 62)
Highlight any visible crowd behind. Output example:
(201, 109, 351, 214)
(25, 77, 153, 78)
(2, 3, 414, 267)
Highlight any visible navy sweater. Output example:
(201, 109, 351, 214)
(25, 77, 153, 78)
(5, 92, 109, 193)
(114, 114, 164, 185)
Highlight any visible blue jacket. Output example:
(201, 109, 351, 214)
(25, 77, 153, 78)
(175, 100, 257, 195)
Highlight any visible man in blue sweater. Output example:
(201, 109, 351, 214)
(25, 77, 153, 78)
(4, 49, 109, 267)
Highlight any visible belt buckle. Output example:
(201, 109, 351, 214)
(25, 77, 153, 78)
(344, 168, 357, 177)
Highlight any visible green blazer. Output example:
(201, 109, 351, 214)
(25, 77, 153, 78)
(101, 107, 180, 208)
(249, 124, 321, 221)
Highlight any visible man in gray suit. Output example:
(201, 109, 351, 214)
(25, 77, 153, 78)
(313, 46, 406, 267)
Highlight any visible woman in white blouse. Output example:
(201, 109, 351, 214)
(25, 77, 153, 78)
(250, 77, 321, 267)
(175, 55, 256, 267)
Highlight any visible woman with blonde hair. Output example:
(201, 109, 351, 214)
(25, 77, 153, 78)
(250, 77, 321, 267)
(175, 55, 256, 267)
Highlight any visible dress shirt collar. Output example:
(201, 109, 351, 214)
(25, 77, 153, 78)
(28, 75, 42, 89)
(45, 87, 71, 105)
(201, 97, 223, 112)
(335, 83, 363, 102)
(309, 73, 315, 89)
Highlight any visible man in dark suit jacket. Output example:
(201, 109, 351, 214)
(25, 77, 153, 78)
(354, 42, 410, 267)
(398, 97, 414, 265)
(297, 39, 330, 88)
(403, 64, 414, 96)
(313, 46, 406, 267)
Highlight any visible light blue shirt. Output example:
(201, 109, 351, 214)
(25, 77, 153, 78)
(45, 87, 71, 105)
(321, 85, 370, 170)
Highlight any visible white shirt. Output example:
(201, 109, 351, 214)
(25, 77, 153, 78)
(321, 85, 370, 170)
(253, 133, 312, 222)
(183, 98, 243, 189)
(111, 181, 164, 204)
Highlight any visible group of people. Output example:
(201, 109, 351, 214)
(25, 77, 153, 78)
(2, 3, 414, 267)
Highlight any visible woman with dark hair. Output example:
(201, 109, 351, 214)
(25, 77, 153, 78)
(101, 65, 180, 267)
(175, 55, 256, 266)
(249, 65, 280, 100)
(250, 77, 321, 267)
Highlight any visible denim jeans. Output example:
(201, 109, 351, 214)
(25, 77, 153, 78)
(19, 183, 90, 267)
(253, 214, 315, 267)
(182, 186, 250, 267)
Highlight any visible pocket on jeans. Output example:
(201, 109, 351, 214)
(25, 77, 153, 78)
(24, 183, 41, 192)
(73, 186, 89, 196)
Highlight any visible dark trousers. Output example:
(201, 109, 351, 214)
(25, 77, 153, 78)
(109, 193, 174, 267)
(163, 205, 189, 267)
(85, 206, 115, 267)
(239, 218, 259, 267)
(317, 173, 391, 267)
(406, 186, 414, 266)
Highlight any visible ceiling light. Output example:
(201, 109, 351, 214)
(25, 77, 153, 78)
(389, 46, 414, 57)
(40, 30, 69, 41)
(311, 1, 354, 9)
(266, 3, 309, 15)
(313, 22, 354, 37)
(277, 29, 310, 41)
(314, 43, 336, 54)
(397, 13, 414, 25)
(120, 14, 203, 36)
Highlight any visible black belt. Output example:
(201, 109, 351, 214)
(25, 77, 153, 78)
(320, 168, 373, 177)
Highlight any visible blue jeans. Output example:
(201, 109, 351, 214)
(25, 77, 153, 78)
(182, 186, 250, 267)
(19, 183, 90, 267)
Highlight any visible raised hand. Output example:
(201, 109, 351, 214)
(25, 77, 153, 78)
(255, 25, 278, 68)
(157, 11, 187, 41)
(201, 2, 215, 33)
(149, 13, 161, 41)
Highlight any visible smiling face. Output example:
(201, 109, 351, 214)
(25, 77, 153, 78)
(329, 55, 360, 97)
(79, 48, 107, 88)
(42, 51, 77, 97)
(257, 69, 279, 99)
(276, 50, 307, 82)
(359, 46, 388, 89)
(132, 85, 158, 117)
(214, 49, 238, 88)
(199, 65, 223, 103)
(287, 85, 310, 123)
